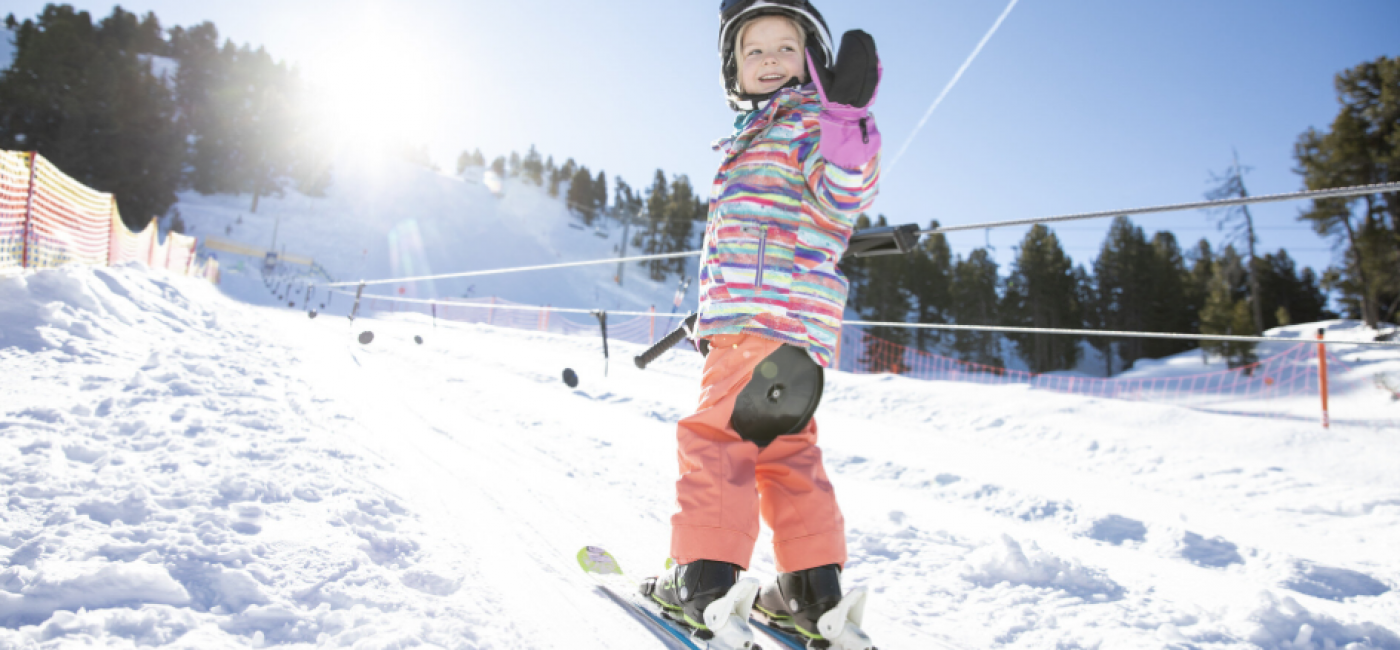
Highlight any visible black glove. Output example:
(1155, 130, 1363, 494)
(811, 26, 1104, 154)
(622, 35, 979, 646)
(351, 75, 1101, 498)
(808, 30, 880, 109)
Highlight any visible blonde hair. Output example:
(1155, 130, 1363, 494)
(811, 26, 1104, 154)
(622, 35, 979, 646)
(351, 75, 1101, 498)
(735, 14, 808, 94)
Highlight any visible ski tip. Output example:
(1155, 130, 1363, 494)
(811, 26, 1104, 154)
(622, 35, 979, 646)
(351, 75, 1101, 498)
(576, 545, 624, 576)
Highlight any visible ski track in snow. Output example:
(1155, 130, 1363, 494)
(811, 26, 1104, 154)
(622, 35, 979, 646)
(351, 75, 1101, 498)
(2, 263, 1398, 648)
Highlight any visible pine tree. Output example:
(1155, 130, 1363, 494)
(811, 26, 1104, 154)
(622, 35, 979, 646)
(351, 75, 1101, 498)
(1143, 231, 1193, 359)
(1294, 56, 1400, 326)
(593, 170, 608, 216)
(1184, 239, 1215, 335)
(489, 156, 506, 177)
(522, 145, 544, 185)
(0, 6, 184, 228)
(1205, 150, 1265, 334)
(905, 220, 953, 354)
(1199, 246, 1258, 368)
(950, 248, 1004, 368)
(1256, 249, 1336, 329)
(507, 151, 521, 178)
(662, 175, 700, 277)
(1078, 261, 1113, 376)
(640, 170, 670, 280)
(1092, 217, 1162, 372)
(1002, 225, 1082, 373)
(567, 166, 594, 222)
(457, 150, 473, 175)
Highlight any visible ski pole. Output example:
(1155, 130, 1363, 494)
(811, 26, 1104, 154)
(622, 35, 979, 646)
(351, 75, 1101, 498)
(349, 282, 365, 326)
(635, 313, 706, 370)
(592, 310, 609, 377)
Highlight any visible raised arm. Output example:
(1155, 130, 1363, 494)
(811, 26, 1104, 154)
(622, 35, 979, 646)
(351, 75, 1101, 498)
(803, 29, 882, 215)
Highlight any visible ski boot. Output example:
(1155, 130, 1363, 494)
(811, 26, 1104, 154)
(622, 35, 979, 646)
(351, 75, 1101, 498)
(640, 559, 761, 648)
(754, 564, 876, 650)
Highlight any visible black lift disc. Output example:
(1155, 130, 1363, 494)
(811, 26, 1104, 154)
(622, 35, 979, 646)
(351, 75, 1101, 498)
(562, 368, 579, 388)
(731, 344, 824, 447)
(358, 331, 375, 345)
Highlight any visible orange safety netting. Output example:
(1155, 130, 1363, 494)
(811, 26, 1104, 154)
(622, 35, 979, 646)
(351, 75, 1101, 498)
(25, 155, 112, 268)
(843, 329, 1331, 405)
(0, 151, 32, 272)
(352, 294, 1357, 422)
(1, 150, 213, 281)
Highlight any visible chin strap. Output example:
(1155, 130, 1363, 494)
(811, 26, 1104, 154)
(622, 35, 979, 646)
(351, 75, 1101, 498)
(729, 76, 806, 112)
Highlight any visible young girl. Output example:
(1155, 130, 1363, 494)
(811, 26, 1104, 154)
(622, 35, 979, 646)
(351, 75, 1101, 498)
(639, 1, 881, 647)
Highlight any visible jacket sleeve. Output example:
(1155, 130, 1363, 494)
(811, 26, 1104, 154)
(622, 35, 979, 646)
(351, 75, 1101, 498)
(796, 114, 881, 217)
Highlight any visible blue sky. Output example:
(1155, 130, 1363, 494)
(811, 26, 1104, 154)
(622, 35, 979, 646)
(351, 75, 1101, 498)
(3, 0, 1398, 279)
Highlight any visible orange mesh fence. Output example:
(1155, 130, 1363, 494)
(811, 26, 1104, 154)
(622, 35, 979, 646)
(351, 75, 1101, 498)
(25, 155, 112, 268)
(355, 293, 1365, 423)
(0, 151, 34, 272)
(837, 328, 1379, 423)
(1, 150, 213, 281)
(109, 212, 157, 266)
(164, 232, 197, 274)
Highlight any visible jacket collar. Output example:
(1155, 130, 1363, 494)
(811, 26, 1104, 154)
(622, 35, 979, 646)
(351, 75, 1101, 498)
(713, 85, 816, 152)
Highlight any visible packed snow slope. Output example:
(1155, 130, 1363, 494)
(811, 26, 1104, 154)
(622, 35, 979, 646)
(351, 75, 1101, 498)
(175, 157, 693, 312)
(2, 264, 1399, 649)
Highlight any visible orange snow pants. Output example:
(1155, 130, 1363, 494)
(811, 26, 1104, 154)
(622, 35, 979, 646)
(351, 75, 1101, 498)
(670, 333, 847, 573)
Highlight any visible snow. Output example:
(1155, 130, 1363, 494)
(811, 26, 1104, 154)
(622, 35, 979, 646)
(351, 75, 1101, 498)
(2, 161, 1398, 648)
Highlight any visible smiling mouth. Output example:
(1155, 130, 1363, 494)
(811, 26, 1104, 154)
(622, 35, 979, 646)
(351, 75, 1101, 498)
(759, 74, 786, 83)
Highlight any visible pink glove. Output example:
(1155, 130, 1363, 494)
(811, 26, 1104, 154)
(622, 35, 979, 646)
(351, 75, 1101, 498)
(807, 30, 882, 169)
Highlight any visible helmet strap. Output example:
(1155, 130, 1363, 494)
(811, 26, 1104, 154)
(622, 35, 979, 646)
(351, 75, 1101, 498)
(731, 76, 806, 112)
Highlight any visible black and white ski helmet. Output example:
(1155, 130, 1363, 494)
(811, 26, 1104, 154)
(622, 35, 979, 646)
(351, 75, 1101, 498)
(718, 0, 834, 111)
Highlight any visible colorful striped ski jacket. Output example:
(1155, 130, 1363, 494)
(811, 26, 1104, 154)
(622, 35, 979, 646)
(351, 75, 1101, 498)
(695, 86, 880, 367)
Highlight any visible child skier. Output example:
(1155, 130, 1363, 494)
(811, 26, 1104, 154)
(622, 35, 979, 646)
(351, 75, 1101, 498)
(639, 0, 881, 647)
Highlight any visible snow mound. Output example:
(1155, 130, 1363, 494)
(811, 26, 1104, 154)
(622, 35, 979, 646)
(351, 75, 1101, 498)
(1241, 593, 1400, 650)
(959, 534, 1122, 599)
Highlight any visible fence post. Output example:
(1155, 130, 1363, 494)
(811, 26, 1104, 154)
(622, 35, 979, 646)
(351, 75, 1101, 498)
(539, 305, 551, 331)
(1317, 328, 1330, 430)
(106, 196, 117, 267)
(649, 306, 656, 341)
(20, 152, 38, 269)
(146, 218, 156, 266)
(488, 296, 496, 325)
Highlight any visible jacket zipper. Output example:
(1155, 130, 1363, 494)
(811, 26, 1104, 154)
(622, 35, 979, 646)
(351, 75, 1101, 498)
(754, 226, 769, 287)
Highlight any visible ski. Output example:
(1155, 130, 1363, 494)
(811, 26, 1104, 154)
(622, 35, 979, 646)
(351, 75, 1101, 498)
(576, 546, 763, 650)
(749, 618, 809, 650)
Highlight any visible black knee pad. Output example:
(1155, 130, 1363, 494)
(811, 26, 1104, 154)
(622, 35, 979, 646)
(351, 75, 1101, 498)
(731, 344, 824, 448)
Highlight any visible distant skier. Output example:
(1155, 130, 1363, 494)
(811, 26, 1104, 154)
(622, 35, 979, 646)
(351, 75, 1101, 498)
(638, 1, 882, 647)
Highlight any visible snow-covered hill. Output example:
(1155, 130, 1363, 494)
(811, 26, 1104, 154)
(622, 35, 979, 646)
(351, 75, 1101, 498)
(174, 157, 693, 313)
(2, 263, 1398, 649)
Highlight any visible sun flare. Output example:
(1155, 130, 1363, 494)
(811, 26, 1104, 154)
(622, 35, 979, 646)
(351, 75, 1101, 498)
(301, 8, 449, 162)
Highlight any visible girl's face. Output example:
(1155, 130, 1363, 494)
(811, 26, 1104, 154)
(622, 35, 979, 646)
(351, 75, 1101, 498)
(738, 16, 807, 96)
